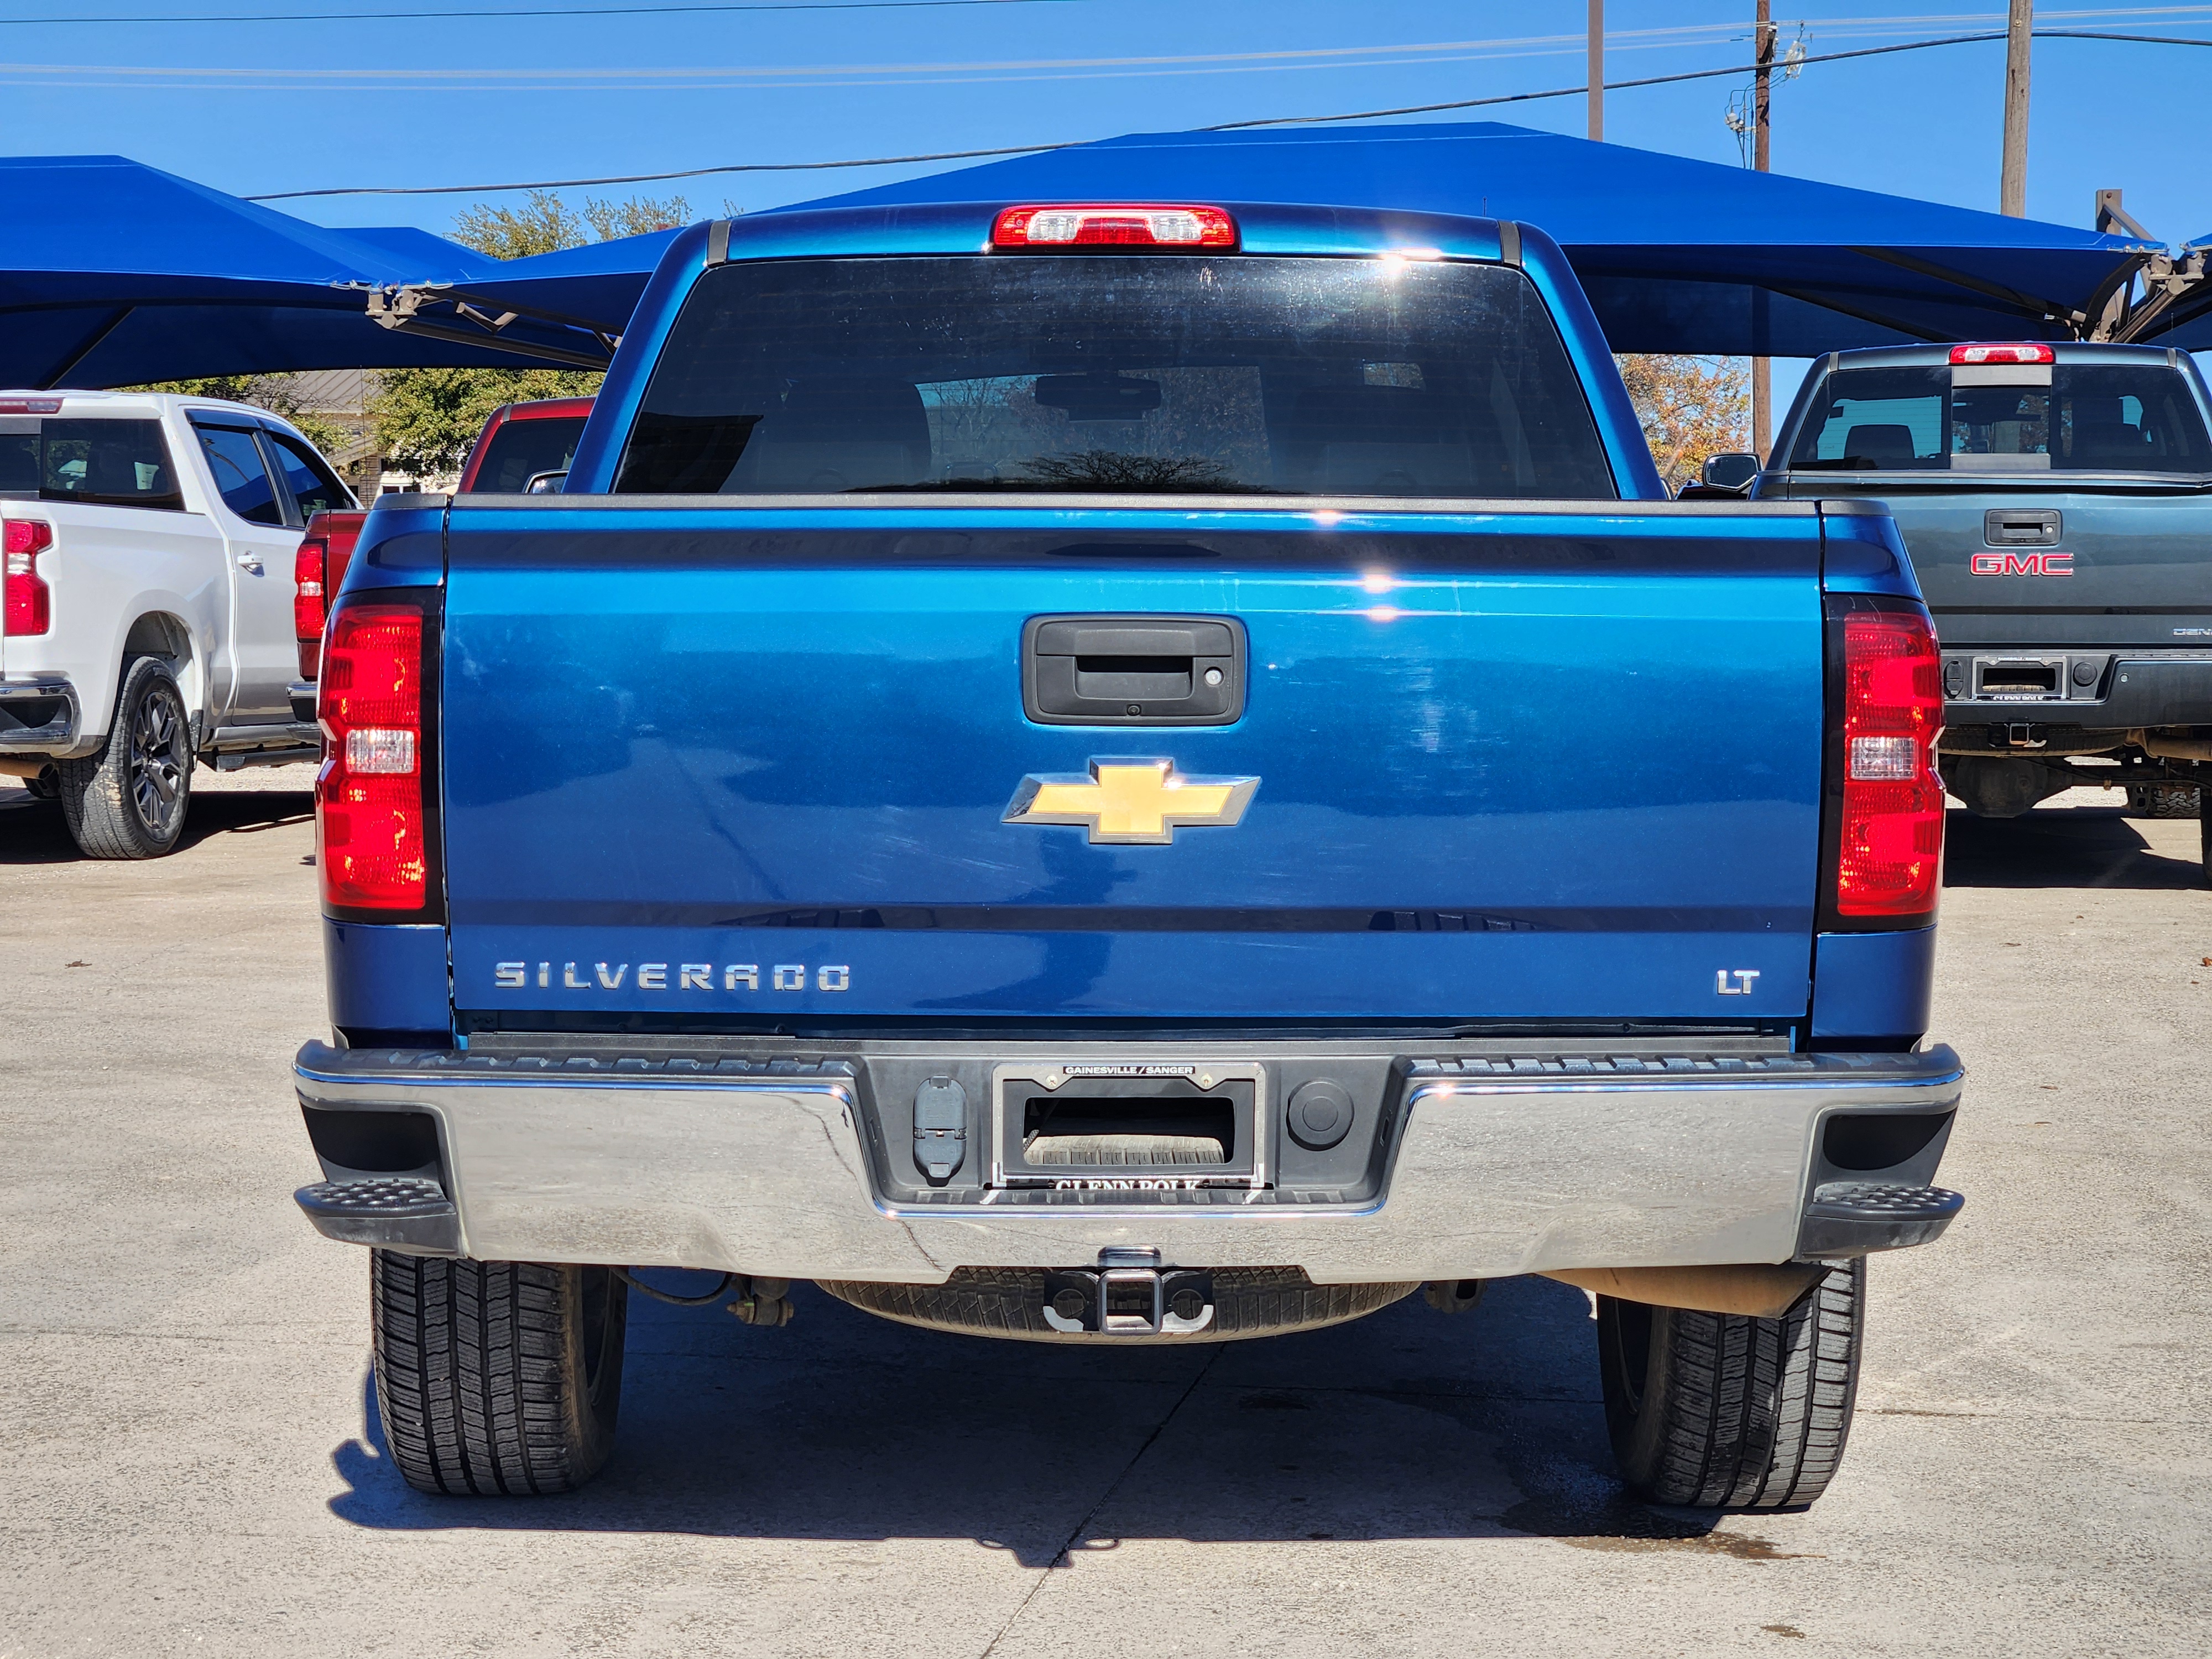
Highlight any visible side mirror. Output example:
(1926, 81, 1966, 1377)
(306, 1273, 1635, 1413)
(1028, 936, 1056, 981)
(1700, 452, 1760, 489)
(524, 469, 568, 494)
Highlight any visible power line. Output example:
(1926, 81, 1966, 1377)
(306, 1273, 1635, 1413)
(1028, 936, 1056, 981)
(0, 0, 1087, 24)
(14, 1, 2212, 29)
(242, 25, 2212, 200)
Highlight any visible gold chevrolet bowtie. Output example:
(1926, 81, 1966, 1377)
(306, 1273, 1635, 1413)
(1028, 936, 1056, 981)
(1003, 759, 1259, 846)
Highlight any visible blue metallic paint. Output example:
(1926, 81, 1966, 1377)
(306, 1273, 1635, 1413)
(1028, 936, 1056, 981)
(1809, 926, 1936, 1041)
(439, 508, 1827, 1022)
(1815, 508, 1924, 599)
(325, 919, 450, 1034)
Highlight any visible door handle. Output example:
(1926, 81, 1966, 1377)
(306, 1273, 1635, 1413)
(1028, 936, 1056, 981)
(1022, 614, 1246, 726)
(234, 554, 264, 572)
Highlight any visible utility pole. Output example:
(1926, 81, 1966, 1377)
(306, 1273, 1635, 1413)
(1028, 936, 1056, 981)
(1751, 0, 1775, 460)
(1588, 0, 1603, 140)
(2001, 0, 2032, 216)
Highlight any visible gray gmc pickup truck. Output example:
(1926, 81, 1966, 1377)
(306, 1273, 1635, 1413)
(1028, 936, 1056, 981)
(1759, 342, 2212, 867)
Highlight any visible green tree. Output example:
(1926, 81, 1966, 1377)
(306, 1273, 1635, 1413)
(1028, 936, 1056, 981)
(123, 374, 352, 457)
(370, 192, 695, 473)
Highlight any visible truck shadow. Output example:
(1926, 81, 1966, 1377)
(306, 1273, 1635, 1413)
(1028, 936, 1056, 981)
(324, 1276, 1761, 1559)
(0, 784, 311, 864)
(1942, 805, 2204, 891)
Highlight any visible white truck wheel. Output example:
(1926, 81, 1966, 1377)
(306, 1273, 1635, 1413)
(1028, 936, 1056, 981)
(57, 656, 193, 859)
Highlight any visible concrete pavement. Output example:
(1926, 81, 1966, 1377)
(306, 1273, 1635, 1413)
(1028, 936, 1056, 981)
(2, 771, 2206, 1657)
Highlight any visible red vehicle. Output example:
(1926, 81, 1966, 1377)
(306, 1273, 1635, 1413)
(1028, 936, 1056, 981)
(455, 395, 593, 493)
(291, 398, 593, 712)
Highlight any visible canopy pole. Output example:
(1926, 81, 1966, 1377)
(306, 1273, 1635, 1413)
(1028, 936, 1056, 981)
(2001, 0, 2032, 216)
(1587, 0, 1603, 140)
(1751, 0, 1775, 460)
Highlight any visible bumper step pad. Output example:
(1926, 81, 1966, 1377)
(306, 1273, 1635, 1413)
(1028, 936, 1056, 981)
(1797, 1181, 1964, 1256)
(295, 1177, 461, 1255)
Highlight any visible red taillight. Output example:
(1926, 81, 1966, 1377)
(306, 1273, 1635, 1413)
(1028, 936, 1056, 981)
(4, 519, 53, 636)
(317, 601, 429, 911)
(0, 398, 61, 415)
(992, 204, 1237, 249)
(295, 535, 327, 680)
(1948, 342, 2054, 365)
(1835, 608, 1944, 918)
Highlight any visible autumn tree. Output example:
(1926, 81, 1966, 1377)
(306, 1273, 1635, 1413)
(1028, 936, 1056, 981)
(1615, 354, 1751, 491)
(369, 191, 695, 473)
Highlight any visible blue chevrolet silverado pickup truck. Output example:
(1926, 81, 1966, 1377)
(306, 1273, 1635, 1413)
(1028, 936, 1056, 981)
(294, 200, 1965, 1509)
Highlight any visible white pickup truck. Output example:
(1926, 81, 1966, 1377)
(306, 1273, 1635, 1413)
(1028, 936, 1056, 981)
(1, 391, 354, 857)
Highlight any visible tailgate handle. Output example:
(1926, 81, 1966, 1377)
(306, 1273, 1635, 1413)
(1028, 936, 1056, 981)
(1023, 614, 1246, 726)
(1985, 508, 2060, 546)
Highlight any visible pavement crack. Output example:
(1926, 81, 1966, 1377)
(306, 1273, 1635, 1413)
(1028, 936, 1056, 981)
(975, 1344, 1223, 1659)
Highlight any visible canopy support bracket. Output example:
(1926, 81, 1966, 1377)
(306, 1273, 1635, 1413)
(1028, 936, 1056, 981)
(2109, 249, 2208, 343)
(366, 284, 619, 371)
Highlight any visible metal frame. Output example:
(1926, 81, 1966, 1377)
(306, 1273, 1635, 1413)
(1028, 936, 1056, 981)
(364, 284, 622, 370)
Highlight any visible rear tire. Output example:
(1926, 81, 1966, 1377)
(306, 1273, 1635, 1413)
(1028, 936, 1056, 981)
(1595, 1259, 1863, 1510)
(2200, 786, 2211, 887)
(371, 1253, 628, 1495)
(2127, 782, 2200, 818)
(58, 656, 192, 858)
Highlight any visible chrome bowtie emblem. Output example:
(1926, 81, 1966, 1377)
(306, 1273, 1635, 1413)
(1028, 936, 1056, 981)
(1003, 759, 1258, 846)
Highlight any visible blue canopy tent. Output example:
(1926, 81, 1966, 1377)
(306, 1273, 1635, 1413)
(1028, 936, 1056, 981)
(0, 156, 612, 387)
(444, 122, 2162, 361)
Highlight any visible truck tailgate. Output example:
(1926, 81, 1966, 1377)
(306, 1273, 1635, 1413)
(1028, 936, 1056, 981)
(441, 504, 1827, 1026)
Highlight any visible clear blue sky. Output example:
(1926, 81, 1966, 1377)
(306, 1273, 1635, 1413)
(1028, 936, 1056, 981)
(6, 1, 2209, 248)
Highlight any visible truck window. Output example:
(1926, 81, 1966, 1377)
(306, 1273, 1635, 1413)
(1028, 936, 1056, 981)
(264, 430, 354, 517)
(34, 419, 185, 509)
(467, 414, 587, 493)
(1787, 368, 1949, 470)
(192, 422, 285, 525)
(617, 256, 1616, 499)
(1793, 363, 2212, 472)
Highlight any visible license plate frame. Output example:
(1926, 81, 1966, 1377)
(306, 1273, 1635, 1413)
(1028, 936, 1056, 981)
(988, 1059, 1267, 1191)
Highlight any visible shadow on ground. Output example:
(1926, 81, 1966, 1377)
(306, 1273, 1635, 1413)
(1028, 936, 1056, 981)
(325, 1276, 1770, 1561)
(0, 785, 312, 864)
(1943, 804, 2202, 891)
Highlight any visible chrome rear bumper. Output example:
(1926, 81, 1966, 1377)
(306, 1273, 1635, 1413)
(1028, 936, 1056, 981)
(292, 1040, 1964, 1282)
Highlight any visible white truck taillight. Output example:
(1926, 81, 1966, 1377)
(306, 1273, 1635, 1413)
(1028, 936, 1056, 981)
(1833, 605, 1945, 920)
(4, 519, 53, 636)
(317, 599, 435, 912)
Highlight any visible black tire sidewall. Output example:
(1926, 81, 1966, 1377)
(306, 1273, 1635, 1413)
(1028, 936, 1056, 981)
(62, 656, 192, 858)
(1596, 1293, 1676, 1488)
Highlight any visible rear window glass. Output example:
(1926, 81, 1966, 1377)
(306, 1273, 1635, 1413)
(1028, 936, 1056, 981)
(1789, 363, 2211, 472)
(0, 418, 183, 508)
(617, 255, 1616, 499)
(466, 414, 587, 493)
